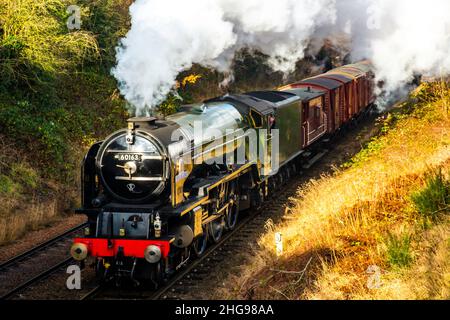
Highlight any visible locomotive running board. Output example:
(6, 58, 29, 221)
(302, 149, 329, 169)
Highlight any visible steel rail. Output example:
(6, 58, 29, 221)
(0, 223, 88, 300)
(1, 257, 74, 300)
(0, 222, 87, 271)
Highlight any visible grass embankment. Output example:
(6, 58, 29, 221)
(219, 82, 450, 300)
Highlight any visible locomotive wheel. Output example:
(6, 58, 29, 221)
(278, 171, 284, 187)
(268, 177, 277, 196)
(192, 227, 208, 257)
(285, 166, 291, 181)
(151, 261, 165, 289)
(208, 216, 225, 243)
(282, 167, 289, 184)
(251, 186, 264, 210)
(226, 200, 239, 230)
(292, 163, 299, 175)
(225, 184, 239, 230)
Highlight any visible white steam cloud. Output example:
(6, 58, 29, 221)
(112, 0, 450, 115)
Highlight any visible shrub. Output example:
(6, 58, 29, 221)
(342, 136, 386, 168)
(0, 99, 67, 165)
(0, 174, 21, 195)
(385, 232, 414, 268)
(10, 163, 40, 190)
(411, 168, 449, 225)
(157, 93, 182, 117)
(76, 0, 132, 69)
(0, 0, 99, 89)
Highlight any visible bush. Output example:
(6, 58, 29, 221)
(0, 0, 99, 89)
(0, 174, 21, 195)
(411, 168, 449, 226)
(0, 99, 66, 165)
(385, 232, 414, 268)
(76, 0, 132, 70)
(10, 163, 40, 190)
(342, 136, 386, 168)
(157, 94, 182, 116)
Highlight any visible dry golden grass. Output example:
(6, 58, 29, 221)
(0, 199, 59, 244)
(217, 83, 450, 300)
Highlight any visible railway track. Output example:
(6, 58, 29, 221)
(0, 222, 88, 300)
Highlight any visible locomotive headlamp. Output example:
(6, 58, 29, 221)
(70, 243, 88, 261)
(154, 213, 162, 238)
(126, 120, 135, 145)
(144, 245, 162, 263)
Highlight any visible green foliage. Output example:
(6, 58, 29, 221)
(10, 163, 39, 189)
(342, 136, 386, 168)
(0, 174, 21, 195)
(411, 169, 449, 226)
(412, 82, 448, 106)
(156, 74, 205, 116)
(76, 0, 132, 70)
(232, 49, 282, 90)
(342, 98, 425, 169)
(157, 93, 183, 116)
(379, 110, 411, 134)
(385, 232, 414, 268)
(0, 0, 99, 89)
(0, 0, 130, 180)
(0, 98, 65, 165)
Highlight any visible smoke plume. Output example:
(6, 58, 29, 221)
(113, 0, 450, 115)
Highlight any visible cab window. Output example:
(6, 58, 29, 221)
(249, 109, 263, 128)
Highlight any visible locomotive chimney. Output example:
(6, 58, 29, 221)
(127, 117, 158, 128)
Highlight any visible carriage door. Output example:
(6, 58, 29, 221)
(307, 97, 326, 144)
(332, 89, 340, 129)
(250, 109, 272, 176)
(265, 112, 274, 176)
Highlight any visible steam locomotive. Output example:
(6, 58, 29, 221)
(71, 61, 375, 286)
